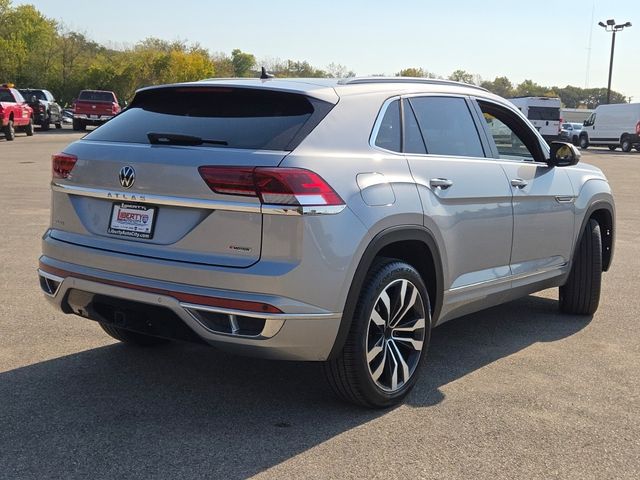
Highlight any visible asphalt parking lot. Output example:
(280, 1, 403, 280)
(1, 129, 639, 479)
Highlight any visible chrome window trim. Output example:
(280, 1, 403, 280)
(51, 183, 345, 216)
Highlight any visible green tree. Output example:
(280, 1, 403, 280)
(480, 76, 514, 98)
(396, 67, 437, 78)
(231, 49, 255, 77)
(448, 69, 475, 84)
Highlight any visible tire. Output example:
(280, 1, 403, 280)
(72, 119, 85, 131)
(608, 145, 617, 151)
(572, 135, 579, 146)
(324, 259, 431, 408)
(55, 122, 62, 129)
(635, 146, 640, 152)
(579, 135, 589, 149)
(621, 137, 632, 152)
(4, 119, 15, 141)
(559, 219, 602, 315)
(99, 322, 169, 346)
(41, 116, 51, 131)
(25, 118, 34, 136)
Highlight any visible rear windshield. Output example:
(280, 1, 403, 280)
(84, 86, 332, 151)
(528, 106, 560, 121)
(20, 90, 46, 100)
(79, 91, 115, 102)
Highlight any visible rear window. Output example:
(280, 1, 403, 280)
(20, 90, 46, 101)
(84, 87, 333, 151)
(528, 106, 560, 121)
(79, 91, 115, 102)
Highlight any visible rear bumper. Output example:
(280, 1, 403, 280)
(38, 257, 342, 361)
(73, 114, 113, 125)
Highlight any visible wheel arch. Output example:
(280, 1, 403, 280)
(577, 201, 615, 272)
(327, 225, 444, 360)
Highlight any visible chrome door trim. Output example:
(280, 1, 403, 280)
(447, 264, 567, 292)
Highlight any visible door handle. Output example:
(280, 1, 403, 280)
(511, 178, 528, 189)
(430, 178, 453, 190)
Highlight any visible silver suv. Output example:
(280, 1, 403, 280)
(39, 78, 615, 407)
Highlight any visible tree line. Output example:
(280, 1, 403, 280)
(0, 0, 627, 108)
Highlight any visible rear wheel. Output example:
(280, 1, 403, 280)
(72, 119, 85, 131)
(635, 146, 640, 152)
(25, 118, 34, 136)
(99, 322, 169, 346)
(4, 119, 15, 141)
(608, 145, 617, 151)
(559, 219, 602, 315)
(579, 135, 589, 149)
(325, 260, 431, 408)
(621, 136, 632, 152)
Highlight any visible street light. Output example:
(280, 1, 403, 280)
(598, 19, 632, 104)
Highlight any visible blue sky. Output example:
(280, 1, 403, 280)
(14, 0, 640, 100)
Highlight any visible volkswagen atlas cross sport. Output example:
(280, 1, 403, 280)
(39, 77, 615, 408)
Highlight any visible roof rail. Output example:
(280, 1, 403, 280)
(339, 77, 488, 92)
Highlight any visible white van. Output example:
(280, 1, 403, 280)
(509, 97, 562, 140)
(579, 103, 640, 152)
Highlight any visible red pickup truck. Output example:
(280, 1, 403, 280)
(0, 84, 34, 141)
(72, 89, 121, 131)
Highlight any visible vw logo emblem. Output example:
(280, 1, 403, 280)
(119, 166, 135, 189)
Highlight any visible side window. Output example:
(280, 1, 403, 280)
(584, 113, 595, 126)
(374, 99, 401, 152)
(402, 99, 426, 154)
(408, 97, 485, 158)
(0, 91, 16, 103)
(478, 100, 544, 162)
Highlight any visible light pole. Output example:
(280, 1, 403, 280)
(598, 19, 632, 104)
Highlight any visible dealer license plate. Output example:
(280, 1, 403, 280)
(108, 203, 157, 239)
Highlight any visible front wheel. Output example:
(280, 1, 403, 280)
(621, 137, 632, 152)
(579, 135, 589, 149)
(325, 260, 431, 408)
(99, 322, 169, 346)
(559, 219, 602, 315)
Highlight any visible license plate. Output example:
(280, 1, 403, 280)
(89, 114, 99, 119)
(108, 203, 157, 239)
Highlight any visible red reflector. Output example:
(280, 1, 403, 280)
(38, 262, 283, 314)
(52, 153, 77, 179)
(198, 166, 344, 206)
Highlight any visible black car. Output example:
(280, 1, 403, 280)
(18, 89, 62, 130)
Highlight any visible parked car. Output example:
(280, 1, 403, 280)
(39, 78, 615, 407)
(0, 84, 34, 140)
(580, 103, 640, 152)
(18, 88, 62, 130)
(559, 122, 583, 145)
(72, 89, 121, 131)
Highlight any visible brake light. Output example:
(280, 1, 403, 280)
(636, 121, 640, 135)
(52, 153, 77, 179)
(198, 167, 344, 206)
(112, 102, 120, 114)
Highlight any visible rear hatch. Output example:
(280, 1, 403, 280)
(51, 84, 336, 267)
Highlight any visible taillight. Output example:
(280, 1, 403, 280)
(112, 103, 119, 114)
(52, 153, 77, 179)
(198, 166, 344, 206)
(636, 121, 640, 135)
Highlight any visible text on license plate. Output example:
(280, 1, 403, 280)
(108, 203, 157, 239)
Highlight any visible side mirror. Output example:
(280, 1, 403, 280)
(548, 142, 580, 167)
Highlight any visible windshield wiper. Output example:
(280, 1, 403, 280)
(147, 132, 228, 146)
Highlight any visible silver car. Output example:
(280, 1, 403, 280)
(39, 78, 615, 407)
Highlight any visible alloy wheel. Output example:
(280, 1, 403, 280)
(365, 278, 426, 392)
